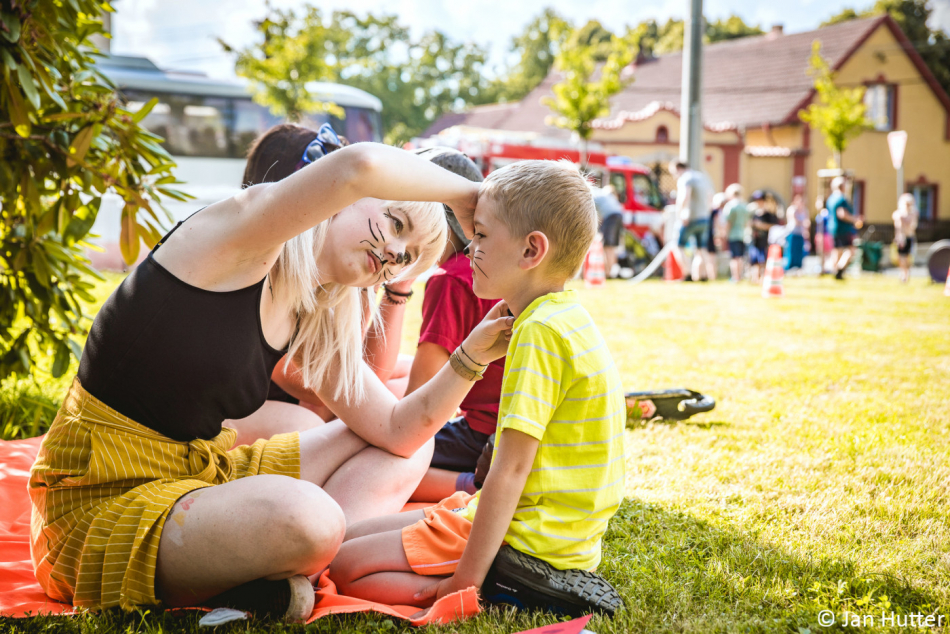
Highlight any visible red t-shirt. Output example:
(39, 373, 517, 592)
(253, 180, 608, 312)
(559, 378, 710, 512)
(419, 252, 503, 435)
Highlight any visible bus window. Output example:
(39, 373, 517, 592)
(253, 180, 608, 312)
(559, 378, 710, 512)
(342, 106, 382, 143)
(232, 99, 280, 158)
(633, 173, 664, 209)
(124, 90, 229, 158)
(609, 172, 628, 203)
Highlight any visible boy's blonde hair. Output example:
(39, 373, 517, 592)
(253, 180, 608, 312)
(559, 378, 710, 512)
(271, 199, 445, 405)
(480, 160, 597, 278)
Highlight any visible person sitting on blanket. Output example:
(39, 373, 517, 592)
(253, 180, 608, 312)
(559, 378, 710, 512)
(328, 159, 626, 615)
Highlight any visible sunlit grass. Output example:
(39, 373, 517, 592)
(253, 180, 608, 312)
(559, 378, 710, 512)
(3, 274, 948, 633)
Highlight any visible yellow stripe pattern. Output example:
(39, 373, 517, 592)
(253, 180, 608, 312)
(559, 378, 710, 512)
(28, 377, 300, 610)
(463, 290, 625, 571)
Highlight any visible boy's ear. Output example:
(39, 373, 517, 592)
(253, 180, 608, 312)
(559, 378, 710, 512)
(519, 231, 549, 271)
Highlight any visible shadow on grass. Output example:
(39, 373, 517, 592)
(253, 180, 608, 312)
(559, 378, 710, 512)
(596, 498, 941, 633)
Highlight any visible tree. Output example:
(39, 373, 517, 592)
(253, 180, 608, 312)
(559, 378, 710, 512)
(221, 5, 344, 122)
(223, 6, 495, 145)
(630, 15, 763, 56)
(542, 29, 635, 163)
(489, 9, 571, 103)
(799, 41, 873, 168)
(821, 0, 950, 96)
(0, 0, 186, 379)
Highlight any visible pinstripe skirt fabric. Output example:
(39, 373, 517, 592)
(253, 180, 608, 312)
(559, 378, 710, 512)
(28, 377, 300, 611)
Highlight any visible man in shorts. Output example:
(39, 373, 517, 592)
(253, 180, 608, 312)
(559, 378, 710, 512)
(670, 159, 715, 281)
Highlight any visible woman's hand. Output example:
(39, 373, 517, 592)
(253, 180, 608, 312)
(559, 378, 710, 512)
(444, 182, 480, 237)
(460, 300, 514, 366)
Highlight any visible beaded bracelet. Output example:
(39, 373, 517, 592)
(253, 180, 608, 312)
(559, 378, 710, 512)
(383, 284, 414, 298)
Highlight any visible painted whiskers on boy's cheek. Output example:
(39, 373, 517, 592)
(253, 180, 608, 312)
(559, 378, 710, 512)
(471, 248, 489, 278)
(362, 218, 389, 284)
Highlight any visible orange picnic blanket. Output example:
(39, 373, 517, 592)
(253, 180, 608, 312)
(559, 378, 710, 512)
(0, 436, 479, 624)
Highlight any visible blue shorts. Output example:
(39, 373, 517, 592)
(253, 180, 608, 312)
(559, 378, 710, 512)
(431, 416, 491, 472)
(749, 244, 768, 265)
(728, 240, 747, 258)
(678, 219, 709, 249)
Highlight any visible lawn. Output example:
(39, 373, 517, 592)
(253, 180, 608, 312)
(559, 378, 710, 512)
(2, 274, 949, 633)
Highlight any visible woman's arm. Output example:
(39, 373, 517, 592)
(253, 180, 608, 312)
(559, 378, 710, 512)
(319, 301, 513, 457)
(403, 342, 451, 396)
(153, 144, 479, 292)
(364, 281, 415, 383)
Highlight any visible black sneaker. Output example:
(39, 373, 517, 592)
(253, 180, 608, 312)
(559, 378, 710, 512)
(834, 268, 845, 280)
(481, 545, 622, 617)
(206, 575, 314, 622)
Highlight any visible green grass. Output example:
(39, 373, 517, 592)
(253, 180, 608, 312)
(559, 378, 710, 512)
(3, 274, 949, 633)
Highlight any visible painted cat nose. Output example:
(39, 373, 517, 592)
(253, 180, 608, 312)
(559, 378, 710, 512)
(463, 244, 471, 257)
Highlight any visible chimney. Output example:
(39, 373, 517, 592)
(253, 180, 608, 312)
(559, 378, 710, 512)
(771, 24, 784, 36)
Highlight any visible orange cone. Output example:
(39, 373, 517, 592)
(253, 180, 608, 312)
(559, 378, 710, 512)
(664, 251, 684, 281)
(584, 237, 606, 287)
(762, 244, 784, 298)
(944, 264, 950, 297)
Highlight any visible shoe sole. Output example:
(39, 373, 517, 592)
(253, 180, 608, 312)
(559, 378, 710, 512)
(482, 546, 622, 617)
(283, 575, 315, 623)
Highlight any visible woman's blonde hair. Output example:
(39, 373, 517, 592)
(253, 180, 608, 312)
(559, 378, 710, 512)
(270, 199, 446, 404)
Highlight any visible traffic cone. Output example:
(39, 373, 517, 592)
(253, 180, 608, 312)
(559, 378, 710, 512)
(664, 251, 684, 281)
(584, 237, 606, 288)
(762, 244, 784, 298)
(944, 264, 950, 297)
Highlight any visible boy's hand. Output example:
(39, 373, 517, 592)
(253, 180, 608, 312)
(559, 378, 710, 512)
(411, 574, 472, 618)
(460, 300, 514, 366)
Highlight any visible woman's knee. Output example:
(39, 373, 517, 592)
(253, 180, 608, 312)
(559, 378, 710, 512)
(270, 479, 346, 570)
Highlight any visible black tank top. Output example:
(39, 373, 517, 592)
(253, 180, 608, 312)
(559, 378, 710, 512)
(77, 218, 287, 441)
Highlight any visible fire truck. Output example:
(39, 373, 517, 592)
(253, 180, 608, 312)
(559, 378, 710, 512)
(412, 128, 668, 239)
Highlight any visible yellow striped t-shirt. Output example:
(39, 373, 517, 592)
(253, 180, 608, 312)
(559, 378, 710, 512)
(463, 289, 625, 571)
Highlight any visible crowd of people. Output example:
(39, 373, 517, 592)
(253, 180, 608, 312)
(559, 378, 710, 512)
(666, 162, 920, 284)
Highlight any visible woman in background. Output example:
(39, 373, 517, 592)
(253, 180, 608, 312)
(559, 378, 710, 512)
(893, 193, 918, 283)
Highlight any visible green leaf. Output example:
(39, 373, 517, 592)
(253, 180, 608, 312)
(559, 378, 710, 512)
(0, 11, 21, 43)
(16, 64, 40, 109)
(6, 83, 31, 137)
(0, 48, 14, 71)
(52, 342, 71, 378)
(131, 96, 159, 123)
(67, 126, 95, 166)
(31, 250, 52, 289)
(120, 206, 140, 264)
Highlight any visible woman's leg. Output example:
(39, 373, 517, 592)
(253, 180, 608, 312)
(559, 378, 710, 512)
(156, 474, 346, 606)
(156, 421, 429, 605)
(227, 400, 325, 447)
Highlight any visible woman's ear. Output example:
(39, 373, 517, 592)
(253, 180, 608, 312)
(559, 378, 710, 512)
(520, 231, 550, 271)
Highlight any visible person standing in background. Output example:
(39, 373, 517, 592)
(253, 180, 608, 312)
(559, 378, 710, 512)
(593, 184, 625, 279)
(669, 160, 716, 281)
(826, 176, 861, 281)
(784, 194, 809, 272)
(723, 184, 751, 283)
(748, 190, 779, 284)
(814, 196, 832, 275)
(893, 193, 919, 284)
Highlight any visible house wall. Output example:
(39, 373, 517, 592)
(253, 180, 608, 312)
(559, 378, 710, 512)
(805, 23, 950, 227)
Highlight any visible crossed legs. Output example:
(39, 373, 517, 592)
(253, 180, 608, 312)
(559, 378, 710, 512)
(155, 420, 433, 606)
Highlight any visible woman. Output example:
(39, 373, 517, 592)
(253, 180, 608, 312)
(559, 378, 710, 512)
(28, 140, 514, 620)
(893, 193, 918, 283)
(784, 194, 809, 271)
(227, 123, 415, 444)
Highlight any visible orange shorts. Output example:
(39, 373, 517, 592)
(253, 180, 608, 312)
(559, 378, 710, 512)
(401, 491, 475, 576)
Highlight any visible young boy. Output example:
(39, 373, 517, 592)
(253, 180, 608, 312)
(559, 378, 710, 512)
(328, 160, 626, 616)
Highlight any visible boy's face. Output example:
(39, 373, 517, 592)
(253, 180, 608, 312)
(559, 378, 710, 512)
(468, 196, 524, 300)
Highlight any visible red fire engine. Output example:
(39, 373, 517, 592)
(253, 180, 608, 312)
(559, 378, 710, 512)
(412, 129, 668, 239)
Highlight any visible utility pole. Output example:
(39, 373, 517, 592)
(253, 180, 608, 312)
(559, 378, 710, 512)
(680, 0, 704, 168)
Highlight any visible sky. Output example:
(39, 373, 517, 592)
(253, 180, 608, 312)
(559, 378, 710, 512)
(110, 0, 950, 81)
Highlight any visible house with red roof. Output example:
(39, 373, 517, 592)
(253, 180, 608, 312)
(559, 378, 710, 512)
(424, 16, 950, 239)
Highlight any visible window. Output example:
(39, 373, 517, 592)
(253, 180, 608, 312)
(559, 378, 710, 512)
(609, 172, 628, 203)
(852, 180, 866, 218)
(912, 184, 936, 221)
(632, 174, 664, 209)
(656, 125, 669, 144)
(864, 84, 895, 131)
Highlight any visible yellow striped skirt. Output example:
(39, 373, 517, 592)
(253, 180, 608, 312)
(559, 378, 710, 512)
(28, 377, 300, 611)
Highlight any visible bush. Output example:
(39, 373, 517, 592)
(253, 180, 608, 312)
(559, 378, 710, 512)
(0, 0, 188, 380)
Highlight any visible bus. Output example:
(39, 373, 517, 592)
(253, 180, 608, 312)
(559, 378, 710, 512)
(90, 54, 384, 269)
